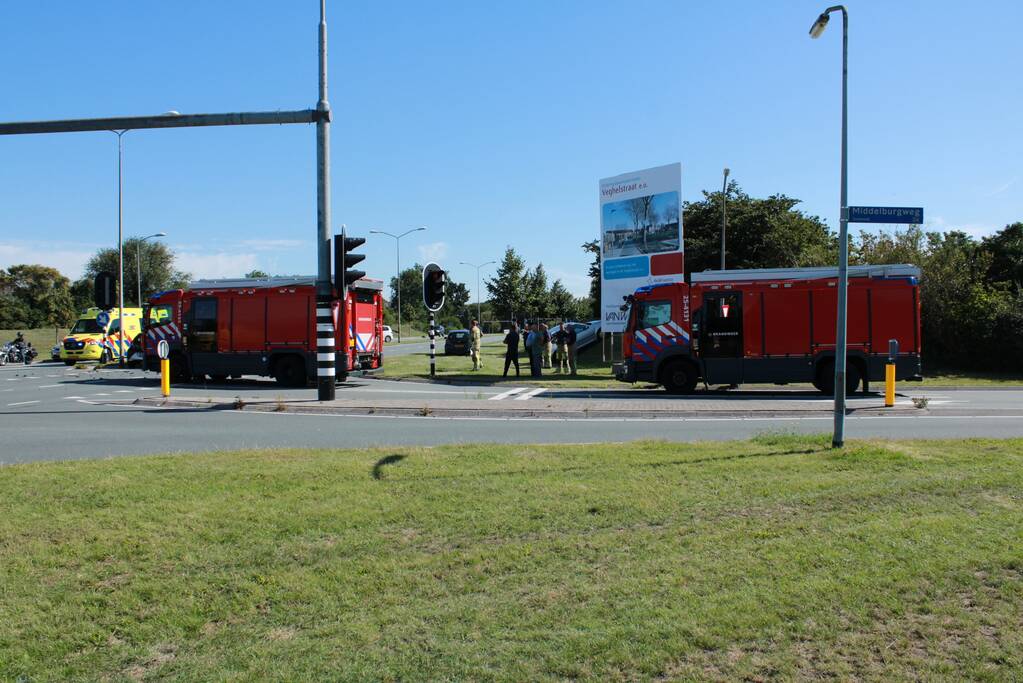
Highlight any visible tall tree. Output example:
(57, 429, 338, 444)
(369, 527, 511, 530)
(982, 222, 1023, 290)
(581, 240, 600, 318)
(523, 263, 550, 319)
(485, 247, 527, 322)
(0, 265, 76, 328)
(547, 279, 575, 320)
(682, 183, 836, 275)
(244, 269, 271, 279)
(80, 239, 191, 307)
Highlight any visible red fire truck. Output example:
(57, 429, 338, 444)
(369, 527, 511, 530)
(142, 276, 384, 385)
(613, 264, 922, 394)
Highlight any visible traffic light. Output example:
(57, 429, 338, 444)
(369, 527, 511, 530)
(334, 229, 366, 293)
(422, 262, 446, 312)
(94, 271, 116, 309)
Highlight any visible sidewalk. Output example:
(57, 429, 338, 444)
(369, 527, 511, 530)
(135, 393, 919, 419)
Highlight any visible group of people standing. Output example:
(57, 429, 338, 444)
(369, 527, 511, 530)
(499, 321, 577, 378)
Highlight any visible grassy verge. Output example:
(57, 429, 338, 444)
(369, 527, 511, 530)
(2, 437, 1022, 680)
(381, 341, 625, 388)
(0, 327, 68, 353)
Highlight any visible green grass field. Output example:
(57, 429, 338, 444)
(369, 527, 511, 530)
(382, 341, 625, 388)
(0, 327, 67, 353)
(2, 437, 1022, 680)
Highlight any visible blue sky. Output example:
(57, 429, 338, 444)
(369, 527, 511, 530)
(1, 1, 1020, 297)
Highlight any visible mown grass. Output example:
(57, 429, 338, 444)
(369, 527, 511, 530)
(0, 327, 67, 353)
(2, 437, 1023, 680)
(381, 340, 624, 388)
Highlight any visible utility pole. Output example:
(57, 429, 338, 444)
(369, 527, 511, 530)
(314, 0, 335, 401)
(720, 167, 730, 270)
(460, 259, 496, 327)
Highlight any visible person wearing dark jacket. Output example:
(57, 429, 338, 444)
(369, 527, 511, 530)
(565, 324, 578, 375)
(502, 323, 520, 377)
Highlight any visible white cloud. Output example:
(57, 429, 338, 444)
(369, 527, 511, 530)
(175, 251, 260, 279)
(0, 242, 96, 279)
(239, 239, 305, 251)
(985, 177, 1017, 198)
(924, 215, 998, 239)
(417, 241, 448, 263)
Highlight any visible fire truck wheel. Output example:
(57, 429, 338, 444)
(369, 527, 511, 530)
(815, 361, 862, 395)
(274, 356, 306, 387)
(209, 374, 228, 383)
(660, 359, 698, 394)
(169, 355, 191, 383)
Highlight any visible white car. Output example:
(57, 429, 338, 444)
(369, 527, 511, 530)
(382, 325, 394, 343)
(549, 320, 600, 350)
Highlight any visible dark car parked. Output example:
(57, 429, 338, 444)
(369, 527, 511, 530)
(444, 329, 471, 356)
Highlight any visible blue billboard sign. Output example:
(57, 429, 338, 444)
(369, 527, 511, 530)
(848, 206, 923, 224)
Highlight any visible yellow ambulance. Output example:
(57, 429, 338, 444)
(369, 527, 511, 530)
(60, 307, 144, 365)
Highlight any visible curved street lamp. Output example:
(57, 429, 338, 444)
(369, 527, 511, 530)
(136, 232, 167, 307)
(459, 259, 496, 327)
(369, 226, 427, 342)
(809, 5, 850, 447)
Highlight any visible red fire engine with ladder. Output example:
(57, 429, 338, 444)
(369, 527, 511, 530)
(613, 264, 922, 394)
(142, 276, 384, 385)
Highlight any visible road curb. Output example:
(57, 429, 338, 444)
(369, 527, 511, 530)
(134, 396, 920, 420)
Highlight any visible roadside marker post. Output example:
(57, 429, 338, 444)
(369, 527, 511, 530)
(157, 340, 170, 397)
(885, 338, 898, 408)
(429, 312, 436, 378)
(423, 262, 446, 379)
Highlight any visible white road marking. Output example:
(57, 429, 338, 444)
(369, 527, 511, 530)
(92, 393, 111, 397)
(514, 388, 546, 401)
(489, 387, 526, 401)
(7, 400, 40, 407)
(6, 378, 21, 381)
(38, 384, 61, 389)
(46, 374, 60, 378)
(224, 411, 1023, 423)
(63, 396, 84, 400)
(114, 390, 136, 393)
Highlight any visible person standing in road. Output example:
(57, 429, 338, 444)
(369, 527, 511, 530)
(470, 319, 483, 371)
(540, 323, 552, 369)
(565, 322, 578, 376)
(526, 323, 542, 378)
(502, 323, 520, 378)
(552, 325, 569, 374)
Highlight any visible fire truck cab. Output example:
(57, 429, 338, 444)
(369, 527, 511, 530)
(143, 276, 384, 385)
(614, 264, 922, 394)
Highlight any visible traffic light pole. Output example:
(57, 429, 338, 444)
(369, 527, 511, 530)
(429, 312, 436, 378)
(314, 0, 335, 402)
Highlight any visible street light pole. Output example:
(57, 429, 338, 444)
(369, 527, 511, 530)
(370, 226, 427, 343)
(460, 260, 496, 326)
(810, 5, 849, 448)
(110, 129, 128, 367)
(720, 167, 730, 270)
(136, 232, 167, 307)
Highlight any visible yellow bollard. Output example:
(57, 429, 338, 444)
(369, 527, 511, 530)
(884, 363, 895, 407)
(161, 358, 171, 397)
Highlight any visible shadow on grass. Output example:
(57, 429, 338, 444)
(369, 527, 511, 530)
(372, 454, 406, 480)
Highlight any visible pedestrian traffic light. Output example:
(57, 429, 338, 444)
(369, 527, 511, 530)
(422, 262, 446, 312)
(334, 229, 366, 293)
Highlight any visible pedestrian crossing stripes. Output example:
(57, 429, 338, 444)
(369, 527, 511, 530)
(488, 387, 545, 401)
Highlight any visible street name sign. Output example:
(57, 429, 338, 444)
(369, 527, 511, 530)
(848, 206, 923, 224)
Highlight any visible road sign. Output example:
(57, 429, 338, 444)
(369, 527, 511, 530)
(157, 339, 170, 360)
(95, 310, 110, 328)
(848, 206, 923, 224)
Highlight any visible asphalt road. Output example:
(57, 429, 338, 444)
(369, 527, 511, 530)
(2, 361, 1021, 464)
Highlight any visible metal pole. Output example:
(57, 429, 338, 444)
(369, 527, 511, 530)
(116, 130, 125, 367)
(476, 267, 481, 324)
(315, 0, 335, 401)
(720, 167, 729, 270)
(136, 239, 143, 308)
(429, 311, 436, 377)
(396, 240, 402, 343)
(833, 7, 849, 447)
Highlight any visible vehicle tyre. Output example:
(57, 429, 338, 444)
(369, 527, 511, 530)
(169, 354, 192, 383)
(274, 356, 307, 387)
(64, 360, 76, 366)
(384, 335, 392, 343)
(0, 354, 7, 366)
(209, 374, 228, 383)
(660, 359, 698, 395)
(816, 360, 861, 395)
